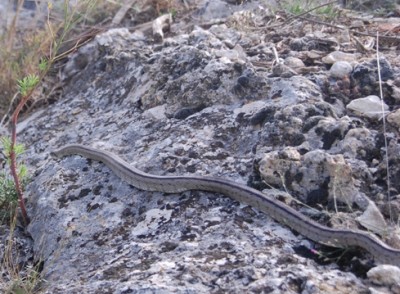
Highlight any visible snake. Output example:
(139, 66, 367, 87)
(53, 144, 400, 267)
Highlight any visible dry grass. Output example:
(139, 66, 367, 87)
(0, 0, 184, 121)
(0, 0, 122, 120)
(0, 213, 43, 294)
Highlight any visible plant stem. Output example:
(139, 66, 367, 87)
(9, 92, 33, 226)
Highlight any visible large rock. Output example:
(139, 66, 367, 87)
(3, 1, 399, 293)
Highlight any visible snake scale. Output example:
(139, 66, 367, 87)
(53, 144, 400, 267)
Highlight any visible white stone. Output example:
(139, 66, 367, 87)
(347, 95, 389, 120)
(95, 28, 133, 46)
(367, 265, 400, 286)
(284, 57, 304, 68)
(143, 104, 167, 120)
(356, 200, 387, 235)
(322, 51, 358, 64)
(329, 61, 352, 78)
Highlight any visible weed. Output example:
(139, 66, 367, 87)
(315, 4, 338, 18)
(0, 0, 107, 291)
(0, 137, 27, 222)
(287, 1, 304, 14)
(1, 214, 42, 294)
(2, 0, 101, 226)
(281, 0, 339, 19)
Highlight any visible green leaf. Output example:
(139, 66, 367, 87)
(39, 58, 48, 72)
(18, 164, 28, 179)
(1, 137, 11, 155)
(17, 74, 39, 96)
(14, 143, 25, 156)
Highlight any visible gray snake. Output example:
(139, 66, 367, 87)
(53, 144, 400, 267)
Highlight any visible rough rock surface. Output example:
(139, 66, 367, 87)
(2, 0, 400, 293)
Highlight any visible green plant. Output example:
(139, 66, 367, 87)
(4, 0, 100, 226)
(9, 71, 38, 225)
(316, 4, 337, 18)
(0, 1, 114, 292)
(0, 137, 27, 221)
(285, 0, 305, 14)
(0, 0, 109, 118)
(281, 0, 338, 18)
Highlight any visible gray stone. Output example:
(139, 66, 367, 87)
(322, 51, 359, 64)
(387, 109, 400, 129)
(329, 61, 353, 79)
(367, 265, 400, 287)
(259, 149, 362, 207)
(284, 56, 305, 68)
(356, 200, 388, 236)
(347, 95, 389, 120)
(143, 104, 167, 121)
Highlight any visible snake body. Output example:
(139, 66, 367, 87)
(53, 144, 400, 267)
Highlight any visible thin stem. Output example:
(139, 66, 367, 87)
(9, 93, 32, 225)
(376, 32, 392, 223)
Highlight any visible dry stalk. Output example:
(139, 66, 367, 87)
(376, 32, 392, 223)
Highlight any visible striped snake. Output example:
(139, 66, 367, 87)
(53, 144, 400, 267)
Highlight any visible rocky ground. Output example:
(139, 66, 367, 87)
(1, 0, 400, 293)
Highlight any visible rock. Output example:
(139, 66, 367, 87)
(367, 265, 400, 287)
(258, 147, 301, 187)
(351, 58, 394, 96)
(192, 0, 261, 21)
(271, 63, 298, 77)
(267, 76, 324, 106)
(284, 57, 305, 69)
(173, 104, 206, 119)
(61, 42, 99, 82)
(346, 95, 389, 120)
(259, 149, 362, 207)
(209, 24, 242, 48)
(325, 153, 360, 208)
(329, 61, 353, 79)
(143, 104, 167, 120)
(152, 13, 172, 41)
(322, 51, 358, 64)
(386, 227, 400, 252)
(233, 101, 266, 117)
(337, 126, 372, 155)
(2, 1, 400, 293)
(356, 201, 388, 236)
(380, 199, 400, 225)
(387, 109, 400, 129)
(289, 36, 339, 52)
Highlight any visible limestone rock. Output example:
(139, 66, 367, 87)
(367, 265, 400, 287)
(356, 200, 388, 236)
(284, 57, 305, 69)
(329, 61, 353, 79)
(322, 51, 358, 64)
(346, 95, 389, 120)
(2, 1, 400, 293)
